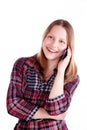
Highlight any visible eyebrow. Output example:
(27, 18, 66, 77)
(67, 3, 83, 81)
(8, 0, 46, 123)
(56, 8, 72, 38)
(60, 38, 66, 41)
(48, 32, 67, 41)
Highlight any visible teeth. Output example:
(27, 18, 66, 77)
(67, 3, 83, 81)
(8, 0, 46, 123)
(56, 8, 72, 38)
(48, 48, 57, 53)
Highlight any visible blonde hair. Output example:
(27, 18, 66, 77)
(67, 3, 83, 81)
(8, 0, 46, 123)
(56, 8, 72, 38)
(37, 19, 78, 83)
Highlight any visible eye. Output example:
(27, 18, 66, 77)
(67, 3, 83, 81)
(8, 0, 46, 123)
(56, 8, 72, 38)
(47, 35, 54, 39)
(59, 40, 65, 44)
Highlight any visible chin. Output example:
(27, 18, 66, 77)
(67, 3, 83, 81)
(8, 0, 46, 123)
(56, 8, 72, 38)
(46, 55, 59, 61)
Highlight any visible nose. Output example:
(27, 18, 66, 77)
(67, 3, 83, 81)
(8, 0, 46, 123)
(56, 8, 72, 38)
(52, 40, 59, 49)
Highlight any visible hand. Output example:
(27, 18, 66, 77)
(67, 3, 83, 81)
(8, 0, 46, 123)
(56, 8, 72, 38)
(58, 47, 71, 73)
(53, 112, 67, 120)
(33, 108, 67, 120)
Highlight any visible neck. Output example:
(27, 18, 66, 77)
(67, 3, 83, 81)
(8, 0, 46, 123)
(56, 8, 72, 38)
(44, 59, 59, 72)
(37, 53, 59, 81)
(42, 59, 58, 81)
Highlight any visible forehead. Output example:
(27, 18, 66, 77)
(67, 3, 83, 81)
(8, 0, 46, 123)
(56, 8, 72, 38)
(49, 25, 67, 37)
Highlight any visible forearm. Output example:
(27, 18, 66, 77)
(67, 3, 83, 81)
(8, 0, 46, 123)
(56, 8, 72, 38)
(49, 70, 64, 99)
(43, 70, 67, 116)
(33, 108, 66, 120)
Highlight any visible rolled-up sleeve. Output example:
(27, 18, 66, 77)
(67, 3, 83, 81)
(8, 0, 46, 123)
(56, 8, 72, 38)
(44, 75, 80, 115)
(6, 58, 39, 121)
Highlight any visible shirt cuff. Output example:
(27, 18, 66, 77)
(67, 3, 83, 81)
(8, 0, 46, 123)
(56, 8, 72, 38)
(26, 106, 39, 121)
(46, 94, 65, 103)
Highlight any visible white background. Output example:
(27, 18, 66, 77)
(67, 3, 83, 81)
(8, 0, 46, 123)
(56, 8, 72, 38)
(0, 0, 87, 129)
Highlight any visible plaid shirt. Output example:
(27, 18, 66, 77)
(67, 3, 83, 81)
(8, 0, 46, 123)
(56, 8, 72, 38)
(7, 54, 80, 130)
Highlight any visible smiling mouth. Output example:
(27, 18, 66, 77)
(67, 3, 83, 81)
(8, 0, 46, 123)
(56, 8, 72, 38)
(47, 47, 58, 53)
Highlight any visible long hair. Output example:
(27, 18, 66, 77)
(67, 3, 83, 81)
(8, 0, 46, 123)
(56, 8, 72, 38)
(37, 19, 78, 83)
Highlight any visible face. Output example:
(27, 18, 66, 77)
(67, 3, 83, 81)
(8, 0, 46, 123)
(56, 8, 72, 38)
(42, 25, 68, 61)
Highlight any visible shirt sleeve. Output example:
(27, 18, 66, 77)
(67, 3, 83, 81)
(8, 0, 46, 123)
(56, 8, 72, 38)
(43, 75, 80, 115)
(6, 58, 39, 121)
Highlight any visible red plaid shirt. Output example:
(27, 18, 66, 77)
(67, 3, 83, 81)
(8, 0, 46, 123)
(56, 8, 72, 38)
(7, 54, 80, 130)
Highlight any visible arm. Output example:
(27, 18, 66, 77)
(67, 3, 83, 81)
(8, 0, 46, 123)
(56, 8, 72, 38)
(49, 48, 71, 99)
(33, 108, 67, 120)
(6, 58, 39, 121)
(43, 48, 80, 115)
(44, 75, 80, 115)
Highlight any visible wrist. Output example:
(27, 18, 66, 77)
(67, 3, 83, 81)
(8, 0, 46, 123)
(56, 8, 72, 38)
(57, 69, 65, 77)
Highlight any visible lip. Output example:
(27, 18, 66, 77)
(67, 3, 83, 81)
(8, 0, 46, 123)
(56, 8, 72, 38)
(47, 47, 58, 53)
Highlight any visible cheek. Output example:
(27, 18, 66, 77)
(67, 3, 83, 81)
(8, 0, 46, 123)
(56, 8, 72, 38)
(58, 47, 65, 52)
(60, 45, 67, 51)
(59, 48, 66, 56)
(43, 38, 51, 46)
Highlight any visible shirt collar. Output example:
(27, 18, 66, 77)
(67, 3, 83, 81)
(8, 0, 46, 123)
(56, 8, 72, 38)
(26, 54, 40, 72)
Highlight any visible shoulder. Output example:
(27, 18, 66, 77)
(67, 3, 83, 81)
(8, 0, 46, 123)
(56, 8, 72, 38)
(13, 54, 37, 69)
(65, 75, 80, 85)
(71, 75, 80, 85)
(64, 75, 80, 91)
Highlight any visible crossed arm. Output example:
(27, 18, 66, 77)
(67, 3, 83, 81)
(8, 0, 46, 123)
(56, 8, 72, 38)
(33, 108, 67, 120)
(6, 58, 79, 121)
(33, 70, 67, 120)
